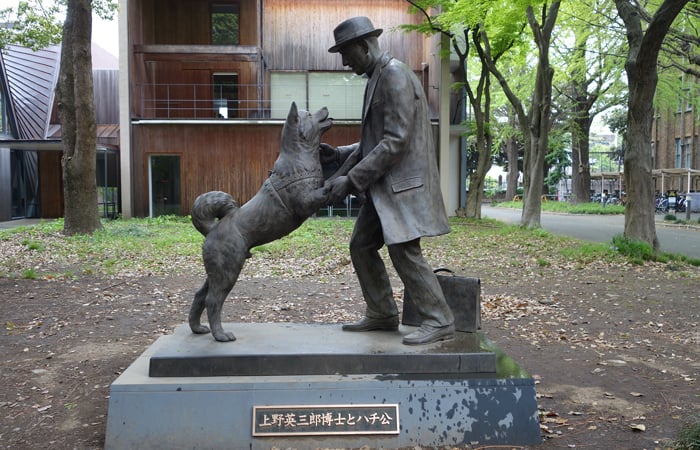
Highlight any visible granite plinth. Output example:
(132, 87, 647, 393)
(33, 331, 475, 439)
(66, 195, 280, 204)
(148, 322, 496, 377)
(105, 323, 541, 449)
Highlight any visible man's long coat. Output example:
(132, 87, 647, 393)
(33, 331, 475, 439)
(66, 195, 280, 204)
(341, 52, 450, 245)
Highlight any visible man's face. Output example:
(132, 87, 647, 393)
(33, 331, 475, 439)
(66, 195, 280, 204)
(339, 41, 371, 75)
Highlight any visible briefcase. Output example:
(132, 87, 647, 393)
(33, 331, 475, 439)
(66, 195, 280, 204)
(402, 268, 481, 332)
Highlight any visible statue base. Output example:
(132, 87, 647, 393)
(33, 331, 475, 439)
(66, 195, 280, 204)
(105, 323, 540, 449)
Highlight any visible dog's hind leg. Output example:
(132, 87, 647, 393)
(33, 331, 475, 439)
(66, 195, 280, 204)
(205, 275, 238, 342)
(189, 279, 210, 334)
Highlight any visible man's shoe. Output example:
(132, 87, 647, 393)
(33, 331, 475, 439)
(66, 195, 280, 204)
(342, 316, 399, 332)
(402, 324, 455, 345)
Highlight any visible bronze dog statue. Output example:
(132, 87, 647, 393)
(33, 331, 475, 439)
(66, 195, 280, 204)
(189, 102, 333, 341)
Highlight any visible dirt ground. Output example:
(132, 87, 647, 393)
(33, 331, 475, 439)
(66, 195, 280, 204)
(1, 226, 699, 449)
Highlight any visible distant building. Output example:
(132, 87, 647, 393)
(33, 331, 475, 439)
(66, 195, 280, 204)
(651, 74, 700, 196)
(0, 43, 119, 221)
(117, 0, 459, 218)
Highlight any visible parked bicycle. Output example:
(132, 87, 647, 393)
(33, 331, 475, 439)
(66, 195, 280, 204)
(655, 192, 686, 214)
(656, 194, 669, 213)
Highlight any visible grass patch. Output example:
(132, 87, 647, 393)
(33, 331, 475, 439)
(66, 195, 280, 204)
(558, 241, 616, 263)
(495, 201, 625, 215)
(611, 235, 654, 264)
(609, 234, 700, 267)
(0, 216, 204, 278)
(253, 218, 354, 258)
(1, 215, 697, 279)
(672, 415, 700, 450)
(21, 268, 38, 279)
(21, 239, 45, 251)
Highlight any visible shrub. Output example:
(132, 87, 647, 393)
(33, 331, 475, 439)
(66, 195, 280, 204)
(611, 235, 654, 264)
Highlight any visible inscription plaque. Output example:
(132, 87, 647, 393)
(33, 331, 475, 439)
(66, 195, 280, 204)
(252, 404, 400, 436)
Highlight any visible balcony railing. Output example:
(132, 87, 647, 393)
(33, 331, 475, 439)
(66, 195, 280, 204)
(136, 83, 271, 120)
(134, 82, 365, 121)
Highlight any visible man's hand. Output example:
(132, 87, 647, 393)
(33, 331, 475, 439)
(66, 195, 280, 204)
(324, 175, 353, 204)
(319, 143, 338, 165)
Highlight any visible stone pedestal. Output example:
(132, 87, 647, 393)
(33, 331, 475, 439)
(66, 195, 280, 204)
(105, 323, 541, 449)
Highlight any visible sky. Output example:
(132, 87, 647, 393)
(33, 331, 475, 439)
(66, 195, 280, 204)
(0, 0, 119, 57)
(93, 14, 119, 57)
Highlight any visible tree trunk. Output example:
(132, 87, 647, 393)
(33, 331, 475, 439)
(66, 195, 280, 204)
(464, 116, 493, 218)
(505, 134, 519, 201)
(463, 32, 493, 219)
(623, 117, 659, 248)
(452, 28, 494, 219)
(570, 113, 592, 204)
(615, 0, 688, 250)
(57, 0, 101, 235)
(520, 3, 559, 228)
(569, 29, 594, 205)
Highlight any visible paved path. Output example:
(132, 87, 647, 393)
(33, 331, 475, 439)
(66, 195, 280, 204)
(481, 205, 700, 259)
(0, 218, 49, 230)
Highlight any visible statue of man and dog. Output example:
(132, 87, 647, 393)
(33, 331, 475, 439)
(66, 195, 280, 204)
(189, 16, 455, 346)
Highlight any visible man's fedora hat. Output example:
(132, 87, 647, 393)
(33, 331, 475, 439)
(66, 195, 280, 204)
(329, 16, 383, 53)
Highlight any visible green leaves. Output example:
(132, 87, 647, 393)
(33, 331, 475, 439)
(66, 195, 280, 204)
(1, 0, 62, 50)
(0, 0, 117, 51)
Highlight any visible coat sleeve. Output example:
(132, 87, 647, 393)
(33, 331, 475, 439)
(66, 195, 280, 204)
(337, 143, 360, 165)
(347, 64, 414, 192)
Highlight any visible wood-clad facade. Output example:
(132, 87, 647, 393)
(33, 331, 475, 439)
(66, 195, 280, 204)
(0, 44, 119, 221)
(122, 0, 442, 217)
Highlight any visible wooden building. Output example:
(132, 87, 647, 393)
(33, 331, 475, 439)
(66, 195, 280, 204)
(0, 44, 119, 221)
(118, 0, 453, 218)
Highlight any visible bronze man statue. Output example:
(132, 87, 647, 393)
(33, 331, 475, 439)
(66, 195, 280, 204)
(322, 16, 455, 345)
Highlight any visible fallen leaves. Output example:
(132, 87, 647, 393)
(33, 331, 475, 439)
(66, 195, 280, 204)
(630, 423, 646, 432)
(0, 217, 698, 449)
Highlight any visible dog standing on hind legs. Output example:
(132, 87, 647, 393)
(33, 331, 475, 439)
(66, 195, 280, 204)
(188, 102, 333, 342)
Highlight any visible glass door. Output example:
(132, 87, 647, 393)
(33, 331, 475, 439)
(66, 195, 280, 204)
(149, 155, 181, 217)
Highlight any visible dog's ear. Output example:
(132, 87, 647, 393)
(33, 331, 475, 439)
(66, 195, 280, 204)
(287, 102, 299, 124)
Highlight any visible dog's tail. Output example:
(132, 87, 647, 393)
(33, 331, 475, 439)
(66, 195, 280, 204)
(191, 191, 239, 236)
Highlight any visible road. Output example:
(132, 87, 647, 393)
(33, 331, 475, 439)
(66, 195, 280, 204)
(480, 205, 700, 259)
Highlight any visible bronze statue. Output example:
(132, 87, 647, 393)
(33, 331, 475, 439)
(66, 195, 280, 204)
(189, 103, 332, 342)
(322, 16, 455, 345)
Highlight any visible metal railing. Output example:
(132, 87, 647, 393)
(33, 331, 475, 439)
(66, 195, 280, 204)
(135, 82, 365, 120)
(136, 83, 271, 120)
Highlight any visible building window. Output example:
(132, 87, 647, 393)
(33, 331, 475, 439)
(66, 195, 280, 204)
(675, 138, 682, 168)
(211, 3, 239, 45)
(685, 137, 692, 169)
(0, 89, 10, 136)
(650, 142, 655, 169)
(270, 72, 307, 119)
(270, 71, 366, 120)
(308, 72, 365, 119)
(213, 73, 238, 118)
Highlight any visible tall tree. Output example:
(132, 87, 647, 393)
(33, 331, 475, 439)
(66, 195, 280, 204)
(461, 27, 494, 219)
(405, 1, 504, 219)
(1, 0, 116, 235)
(57, 0, 101, 235)
(480, 1, 560, 228)
(658, 2, 700, 79)
(554, 1, 626, 204)
(503, 111, 522, 201)
(614, 0, 690, 250)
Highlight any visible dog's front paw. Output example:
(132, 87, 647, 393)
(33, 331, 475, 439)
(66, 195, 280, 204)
(213, 330, 237, 342)
(190, 324, 211, 334)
